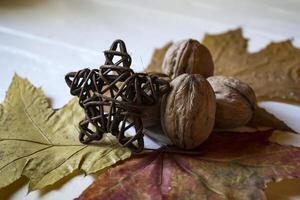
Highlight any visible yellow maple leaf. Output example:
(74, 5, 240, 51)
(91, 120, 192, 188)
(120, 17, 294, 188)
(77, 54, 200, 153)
(0, 75, 131, 191)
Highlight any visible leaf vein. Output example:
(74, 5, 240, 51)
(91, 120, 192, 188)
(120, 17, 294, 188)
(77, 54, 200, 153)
(0, 138, 83, 146)
(18, 80, 52, 144)
(0, 145, 52, 171)
(34, 146, 88, 187)
(171, 155, 227, 199)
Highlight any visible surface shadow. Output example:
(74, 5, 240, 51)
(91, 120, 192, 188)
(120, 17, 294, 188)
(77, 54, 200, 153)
(0, 170, 87, 199)
(0, 176, 28, 200)
(38, 170, 83, 196)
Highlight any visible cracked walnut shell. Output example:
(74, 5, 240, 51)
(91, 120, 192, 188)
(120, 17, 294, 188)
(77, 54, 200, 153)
(161, 74, 216, 149)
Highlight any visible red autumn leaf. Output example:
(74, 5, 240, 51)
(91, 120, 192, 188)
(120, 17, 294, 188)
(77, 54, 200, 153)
(77, 130, 300, 200)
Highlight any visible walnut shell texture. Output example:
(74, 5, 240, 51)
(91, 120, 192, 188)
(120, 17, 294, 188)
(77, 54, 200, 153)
(161, 74, 216, 149)
(162, 39, 214, 79)
(207, 75, 256, 129)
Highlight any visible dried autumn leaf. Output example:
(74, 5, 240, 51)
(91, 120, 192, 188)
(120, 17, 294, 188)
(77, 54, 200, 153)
(249, 107, 293, 132)
(203, 29, 300, 104)
(78, 130, 300, 200)
(145, 29, 298, 131)
(146, 42, 173, 73)
(0, 75, 131, 191)
(146, 29, 300, 104)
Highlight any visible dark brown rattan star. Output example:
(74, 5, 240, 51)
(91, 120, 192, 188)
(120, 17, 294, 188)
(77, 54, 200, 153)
(65, 40, 170, 152)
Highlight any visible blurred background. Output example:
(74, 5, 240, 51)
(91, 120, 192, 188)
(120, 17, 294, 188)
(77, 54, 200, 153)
(1, 0, 300, 108)
(0, 0, 300, 199)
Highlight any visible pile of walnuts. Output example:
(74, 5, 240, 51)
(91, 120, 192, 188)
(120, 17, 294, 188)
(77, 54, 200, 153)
(158, 39, 256, 149)
(66, 39, 257, 152)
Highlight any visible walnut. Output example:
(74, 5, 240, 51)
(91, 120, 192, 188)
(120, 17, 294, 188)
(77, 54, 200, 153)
(162, 39, 214, 79)
(207, 76, 256, 129)
(138, 73, 171, 127)
(161, 74, 216, 149)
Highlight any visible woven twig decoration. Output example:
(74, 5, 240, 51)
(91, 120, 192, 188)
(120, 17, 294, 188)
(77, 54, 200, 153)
(65, 40, 170, 152)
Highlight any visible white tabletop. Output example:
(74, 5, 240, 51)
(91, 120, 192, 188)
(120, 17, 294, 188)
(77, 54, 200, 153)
(1, 0, 300, 199)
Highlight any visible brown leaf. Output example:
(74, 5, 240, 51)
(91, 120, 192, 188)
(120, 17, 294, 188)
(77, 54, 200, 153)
(78, 130, 300, 200)
(248, 107, 293, 132)
(146, 29, 300, 104)
(145, 29, 299, 132)
(146, 42, 173, 73)
(204, 29, 300, 104)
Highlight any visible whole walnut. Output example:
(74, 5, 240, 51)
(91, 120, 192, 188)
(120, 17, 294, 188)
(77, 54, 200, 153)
(207, 76, 256, 129)
(161, 74, 216, 149)
(162, 39, 214, 79)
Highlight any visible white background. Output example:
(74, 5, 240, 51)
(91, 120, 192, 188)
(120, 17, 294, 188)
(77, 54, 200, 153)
(0, 0, 300, 199)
